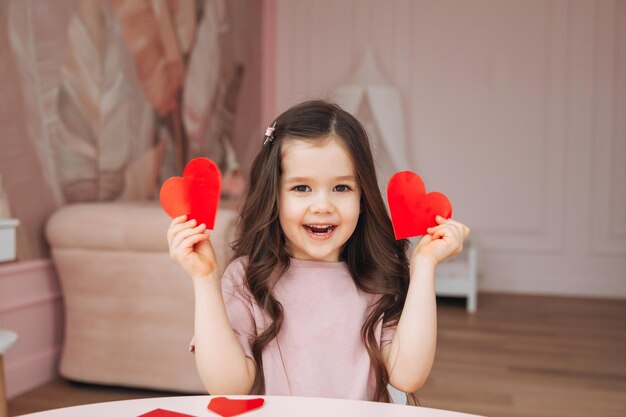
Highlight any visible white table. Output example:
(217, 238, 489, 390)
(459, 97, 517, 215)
(18, 395, 484, 417)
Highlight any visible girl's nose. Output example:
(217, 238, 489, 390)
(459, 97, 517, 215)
(309, 193, 334, 214)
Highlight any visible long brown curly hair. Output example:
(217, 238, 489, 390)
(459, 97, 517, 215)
(232, 100, 409, 402)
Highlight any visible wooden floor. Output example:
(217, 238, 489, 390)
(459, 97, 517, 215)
(8, 293, 626, 417)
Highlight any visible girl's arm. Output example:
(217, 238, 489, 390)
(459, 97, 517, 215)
(167, 215, 255, 394)
(192, 275, 256, 394)
(382, 217, 470, 393)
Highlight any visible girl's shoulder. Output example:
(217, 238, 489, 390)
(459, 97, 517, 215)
(222, 256, 249, 283)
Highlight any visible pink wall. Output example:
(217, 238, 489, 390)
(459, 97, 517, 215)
(270, 0, 626, 298)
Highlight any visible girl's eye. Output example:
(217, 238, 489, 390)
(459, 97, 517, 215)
(334, 185, 352, 192)
(293, 185, 311, 192)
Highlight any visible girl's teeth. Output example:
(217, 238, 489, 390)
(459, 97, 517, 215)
(306, 225, 335, 234)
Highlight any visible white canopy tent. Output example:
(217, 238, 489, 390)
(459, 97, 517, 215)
(334, 49, 412, 196)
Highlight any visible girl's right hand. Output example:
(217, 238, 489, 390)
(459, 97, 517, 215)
(167, 215, 218, 280)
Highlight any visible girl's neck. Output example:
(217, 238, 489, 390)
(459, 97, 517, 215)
(288, 257, 345, 268)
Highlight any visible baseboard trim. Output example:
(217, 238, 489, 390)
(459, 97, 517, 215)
(0, 258, 63, 399)
(5, 346, 61, 399)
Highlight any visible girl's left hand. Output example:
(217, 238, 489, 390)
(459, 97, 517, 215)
(412, 216, 470, 266)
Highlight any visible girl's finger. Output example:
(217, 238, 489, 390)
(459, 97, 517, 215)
(428, 216, 452, 234)
(432, 223, 461, 242)
(167, 215, 187, 244)
(444, 218, 466, 233)
(433, 227, 450, 240)
(171, 223, 206, 249)
(170, 214, 187, 225)
(441, 218, 470, 238)
(171, 233, 210, 260)
(436, 215, 448, 224)
(427, 223, 453, 236)
(180, 233, 210, 250)
(434, 216, 464, 229)
(168, 218, 199, 244)
(429, 219, 467, 240)
(172, 222, 206, 248)
(168, 215, 188, 232)
(168, 215, 191, 236)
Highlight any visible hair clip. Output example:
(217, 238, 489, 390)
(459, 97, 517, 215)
(263, 122, 277, 145)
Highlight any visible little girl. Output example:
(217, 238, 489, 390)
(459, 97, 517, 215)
(167, 100, 469, 403)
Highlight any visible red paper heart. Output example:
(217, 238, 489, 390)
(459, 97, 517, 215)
(387, 171, 452, 239)
(207, 397, 265, 417)
(137, 409, 196, 417)
(160, 158, 222, 230)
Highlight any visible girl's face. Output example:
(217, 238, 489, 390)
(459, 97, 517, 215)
(278, 135, 361, 262)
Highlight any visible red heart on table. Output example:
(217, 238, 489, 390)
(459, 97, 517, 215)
(160, 158, 222, 230)
(137, 409, 196, 417)
(207, 397, 265, 417)
(387, 171, 452, 239)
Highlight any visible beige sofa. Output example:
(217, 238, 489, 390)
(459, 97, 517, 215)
(45, 201, 238, 393)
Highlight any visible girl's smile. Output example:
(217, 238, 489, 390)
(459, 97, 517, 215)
(279, 135, 361, 262)
(302, 224, 337, 240)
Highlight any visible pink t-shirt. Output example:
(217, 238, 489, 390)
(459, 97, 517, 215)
(220, 256, 395, 401)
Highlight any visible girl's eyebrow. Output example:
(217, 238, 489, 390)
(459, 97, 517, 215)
(283, 176, 311, 183)
(284, 175, 356, 183)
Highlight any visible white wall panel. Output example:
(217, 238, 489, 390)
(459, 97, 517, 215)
(589, 0, 626, 256)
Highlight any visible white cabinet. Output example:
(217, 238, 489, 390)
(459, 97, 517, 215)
(0, 219, 19, 262)
(435, 242, 478, 313)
